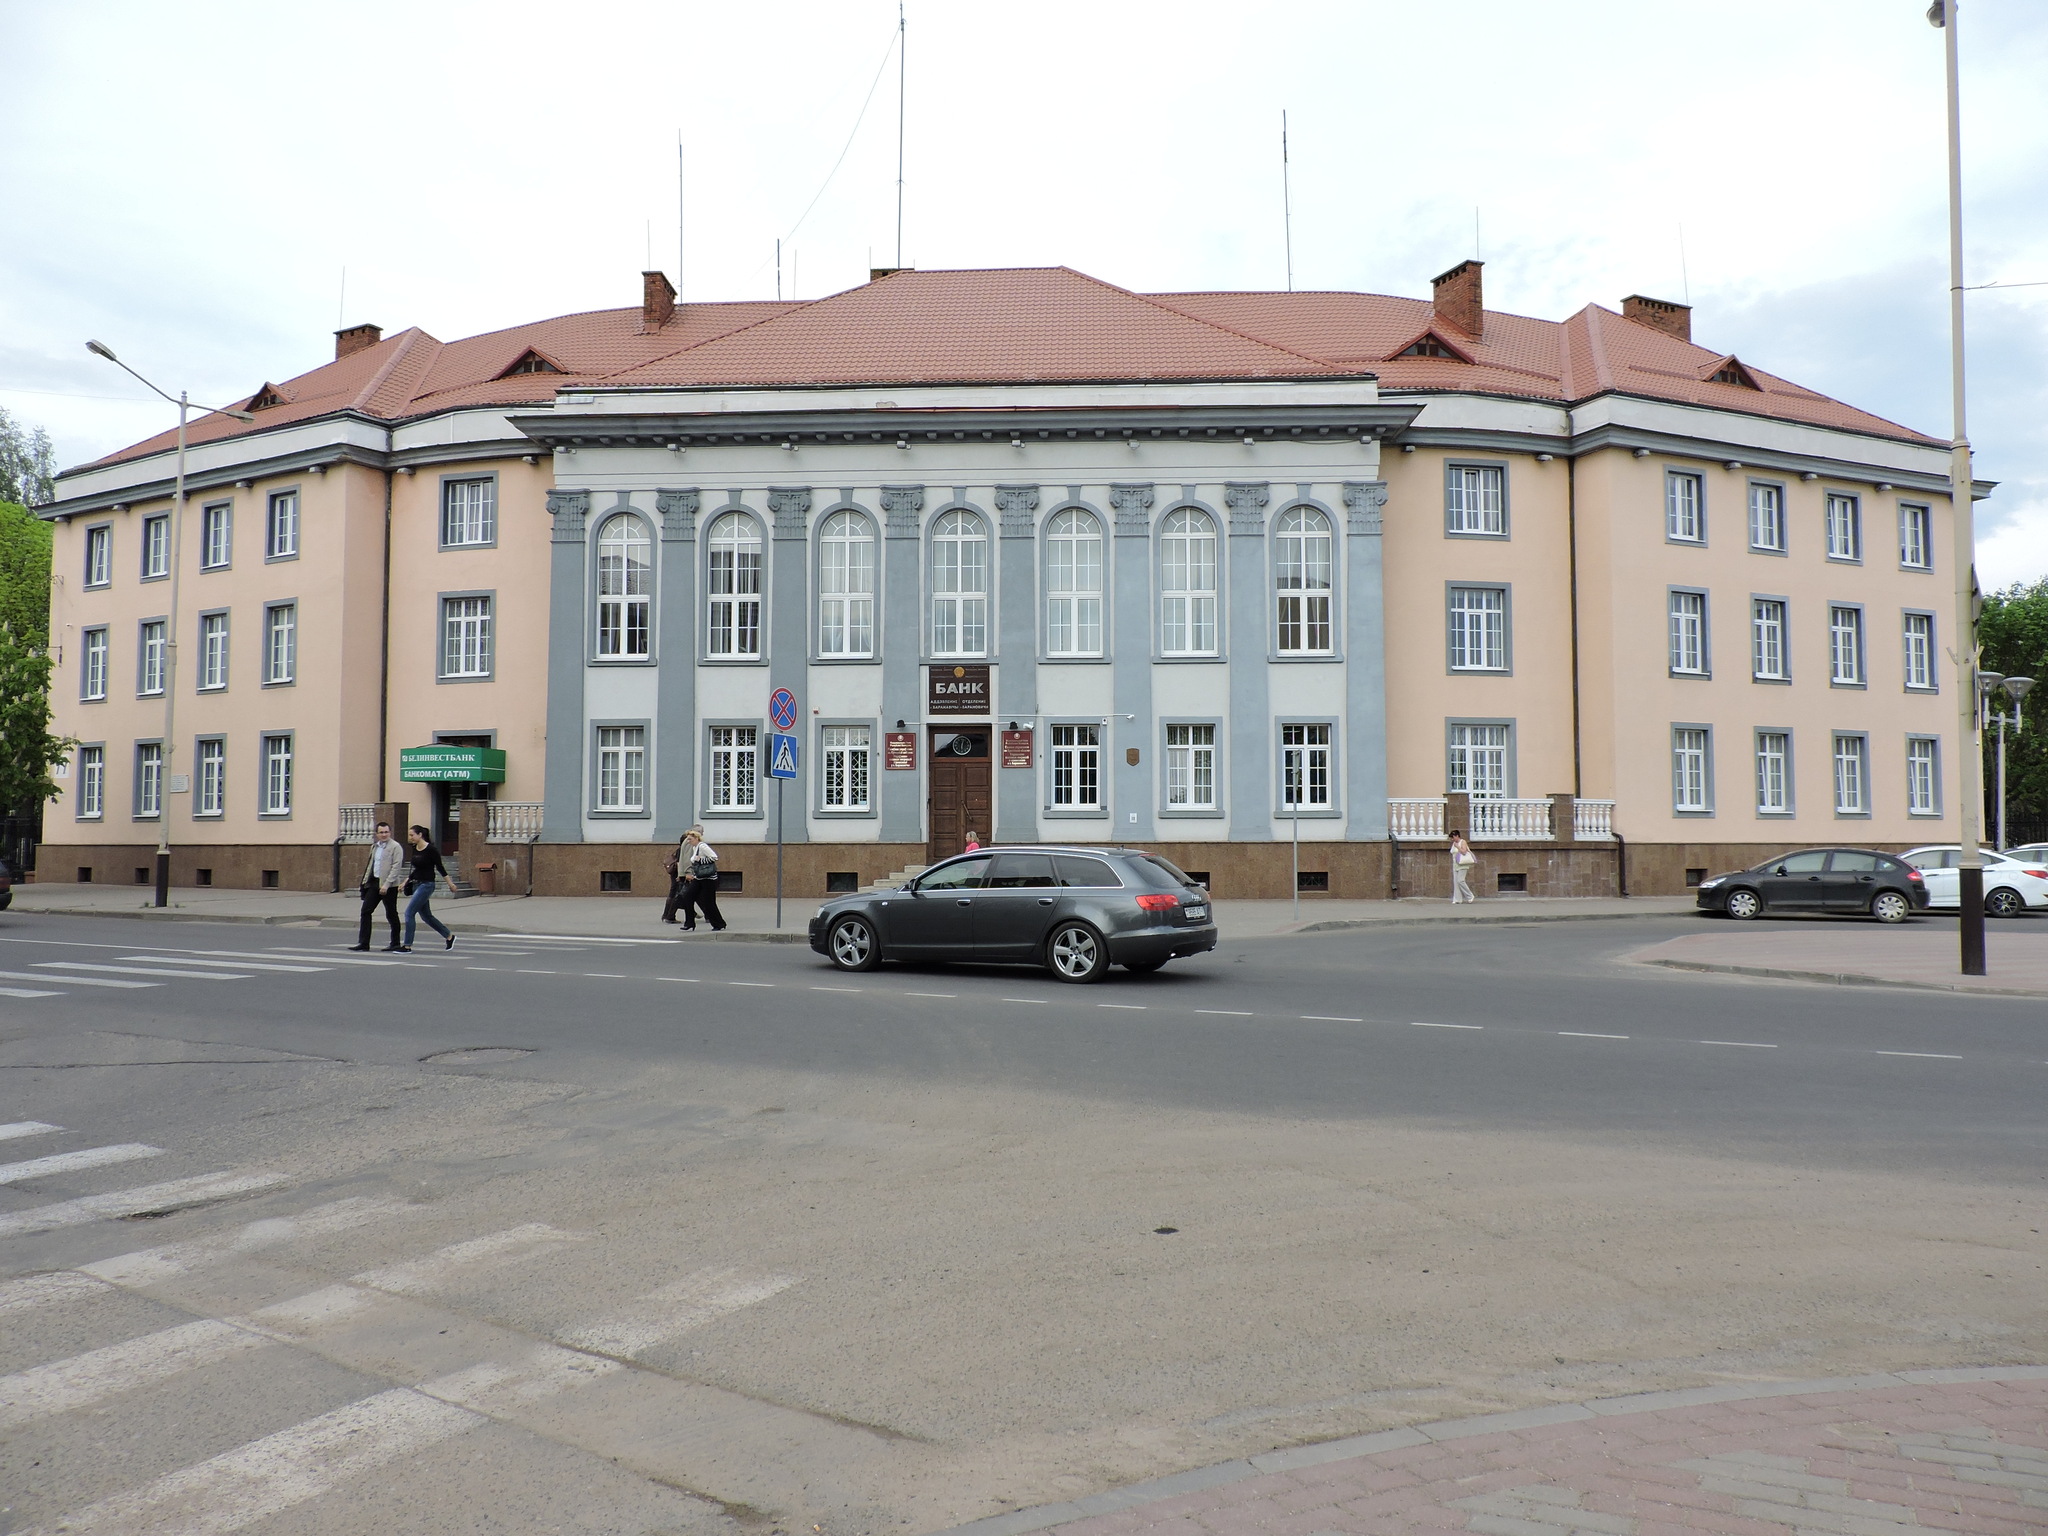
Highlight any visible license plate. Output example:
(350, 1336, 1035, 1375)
(1183, 905, 1208, 921)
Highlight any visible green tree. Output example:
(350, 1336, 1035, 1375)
(1978, 576, 2048, 840)
(0, 497, 72, 815)
(0, 406, 58, 508)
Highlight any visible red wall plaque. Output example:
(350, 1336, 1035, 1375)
(1000, 730, 1034, 769)
(884, 731, 918, 771)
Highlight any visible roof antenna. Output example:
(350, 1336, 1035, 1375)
(337, 266, 346, 330)
(677, 131, 686, 299)
(895, 0, 906, 268)
(1474, 207, 1481, 260)
(1281, 110, 1294, 293)
(776, 238, 782, 301)
(1678, 221, 1691, 305)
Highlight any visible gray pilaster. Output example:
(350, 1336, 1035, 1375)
(1225, 482, 1271, 840)
(540, 488, 590, 842)
(767, 487, 811, 843)
(653, 488, 699, 841)
(995, 485, 1040, 844)
(1109, 483, 1155, 842)
(1343, 482, 1390, 837)
(879, 485, 924, 845)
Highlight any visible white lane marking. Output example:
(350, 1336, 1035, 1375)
(0, 986, 62, 998)
(479, 932, 668, 944)
(1410, 1021, 1481, 1029)
(121, 955, 325, 973)
(1099, 1003, 1146, 1010)
(559, 1267, 798, 1358)
(1196, 1009, 1255, 1016)
(0, 1318, 271, 1429)
(352, 1223, 588, 1297)
(466, 966, 497, 971)
(729, 981, 774, 987)
(0, 967, 155, 989)
(0, 1272, 112, 1318)
(217, 949, 405, 968)
(1875, 1050, 1964, 1060)
(655, 976, 699, 983)
(582, 973, 626, 979)
(1700, 1039, 1779, 1049)
(0, 1143, 162, 1185)
(514, 968, 557, 975)
(84, 1197, 409, 1287)
(811, 985, 860, 993)
(37, 962, 250, 981)
(904, 991, 955, 997)
(42, 1385, 485, 1536)
(1302, 1014, 1365, 1022)
(1002, 997, 1047, 1004)
(0, 1121, 63, 1141)
(0, 1171, 289, 1240)
(1559, 1031, 1630, 1039)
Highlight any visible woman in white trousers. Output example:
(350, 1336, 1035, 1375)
(1449, 831, 1477, 904)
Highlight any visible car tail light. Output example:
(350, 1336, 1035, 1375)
(1134, 893, 1180, 912)
(1906, 869, 1924, 882)
(2023, 869, 2048, 880)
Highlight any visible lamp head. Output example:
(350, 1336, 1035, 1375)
(2005, 676, 2035, 701)
(223, 409, 256, 423)
(1979, 671, 2005, 694)
(1927, 0, 1946, 25)
(85, 339, 118, 362)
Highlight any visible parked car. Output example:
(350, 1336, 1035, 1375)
(1695, 847, 1928, 923)
(2002, 842, 2048, 865)
(0, 857, 11, 911)
(810, 846, 1218, 982)
(1899, 846, 2048, 917)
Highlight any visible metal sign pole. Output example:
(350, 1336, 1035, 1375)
(776, 777, 784, 930)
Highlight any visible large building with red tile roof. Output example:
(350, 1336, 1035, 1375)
(39, 261, 1968, 908)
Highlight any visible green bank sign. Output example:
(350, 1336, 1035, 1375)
(398, 745, 507, 783)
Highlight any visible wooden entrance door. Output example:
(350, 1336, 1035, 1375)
(928, 731, 992, 863)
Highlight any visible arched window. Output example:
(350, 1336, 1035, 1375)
(1274, 507, 1333, 655)
(1044, 508, 1103, 657)
(818, 510, 875, 657)
(930, 509, 988, 657)
(1160, 508, 1218, 655)
(595, 514, 652, 659)
(705, 511, 763, 657)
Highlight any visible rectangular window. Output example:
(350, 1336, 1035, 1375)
(1672, 727, 1710, 812)
(265, 603, 297, 684)
(199, 612, 229, 690)
(1274, 511, 1334, 655)
(1165, 724, 1217, 811)
(266, 491, 299, 559)
(139, 620, 166, 695)
(261, 733, 293, 816)
(1902, 612, 1934, 690)
(1666, 471, 1704, 543)
(1448, 586, 1507, 671)
(1825, 493, 1861, 561)
(76, 744, 104, 818)
(1832, 733, 1868, 814)
(707, 726, 756, 810)
(1906, 737, 1940, 815)
(441, 479, 496, 546)
(1751, 599, 1786, 681)
(136, 742, 163, 818)
(1446, 465, 1506, 535)
(1755, 731, 1790, 814)
(1050, 724, 1101, 809)
(1829, 605, 1864, 685)
(1280, 723, 1332, 809)
(84, 525, 111, 586)
(142, 515, 170, 579)
(441, 596, 492, 678)
(82, 627, 108, 700)
(821, 725, 872, 811)
(1748, 483, 1785, 552)
(201, 503, 232, 569)
(1668, 590, 1707, 675)
(596, 725, 649, 812)
(196, 738, 225, 817)
(1447, 723, 1509, 798)
(1899, 504, 1932, 569)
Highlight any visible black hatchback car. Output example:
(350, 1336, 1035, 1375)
(809, 846, 1218, 982)
(1695, 847, 1929, 923)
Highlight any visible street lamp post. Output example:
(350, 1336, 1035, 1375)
(85, 341, 254, 908)
(1984, 675, 2033, 851)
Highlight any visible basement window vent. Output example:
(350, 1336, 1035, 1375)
(717, 871, 744, 894)
(196, 868, 213, 887)
(1496, 871, 1528, 893)
(599, 870, 632, 893)
(134, 867, 150, 885)
(261, 869, 280, 889)
(1685, 867, 1708, 887)
(826, 871, 858, 893)
(77, 866, 93, 883)
(1185, 871, 1211, 890)
(1296, 870, 1330, 892)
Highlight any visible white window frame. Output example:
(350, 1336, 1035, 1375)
(1164, 723, 1217, 811)
(594, 514, 653, 660)
(136, 741, 164, 818)
(198, 611, 229, 691)
(1748, 482, 1785, 552)
(1448, 722, 1510, 799)
(260, 732, 294, 816)
(1446, 464, 1507, 536)
(817, 510, 875, 658)
(820, 724, 872, 812)
(1671, 726, 1711, 813)
(705, 512, 763, 659)
(1159, 508, 1218, 656)
(1280, 722, 1333, 811)
(263, 602, 297, 685)
(196, 737, 225, 818)
(1829, 605, 1865, 685)
(1448, 585, 1508, 672)
(930, 509, 989, 659)
(1833, 733, 1869, 815)
(76, 744, 104, 819)
(1274, 507, 1334, 656)
(1755, 730, 1791, 815)
(441, 478, 496, 547)
(441, 595, 491, 679)
(1666, 471, 1705, 544)
(707, 724, 758, 811)
(1825, 493, 1861, 561)
(595, 725, 649, 813)
(1668, 589, 1708, 676)
(266, 491, 299, 559)
(84, 524, 112, 586)
(1902, 612, 1934, 691)
(1906, 736, 1940, 816)
(1899, 504, 1932, 570)
(141, 514, 169, 579)
(1044, 508, 1104, 658)
(200, 502, 232, 569)
(82, 626, 108, 700)
(139, 619, 166, 696)
(1751, 598, 1787, 681)
(1049, 723, 1102, 810)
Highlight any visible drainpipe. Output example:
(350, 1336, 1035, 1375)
(330, 838, 342, 894)
(376, 465, 394, 802)
(1387, 833, 1400, 900)
(1614, 829, 1628, 898)
(1566, 453, 1583, 798)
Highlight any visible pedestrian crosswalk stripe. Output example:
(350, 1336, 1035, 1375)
(0, 1271, 111, 1318)
(84, 1196, 410, 1288)
(353, 1222, 588, 1296)
(0, 1170, 289, 1238)
(0, 986, 63, 998)
(0, 1317, 271, 1429)
(0, 1121, 63, 1142)
(38, 962, 251, 981)
(233, 949, 405, 967)
(560, 1266, 798, 1357)
(0, 1143, 162, 1185)
(0, 967, 155, 989)
(120, 955, 326, 973)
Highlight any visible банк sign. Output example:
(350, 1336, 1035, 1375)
(927, 664, 990, 714)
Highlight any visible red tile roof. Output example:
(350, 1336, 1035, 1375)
(83, 267, 1938, 470)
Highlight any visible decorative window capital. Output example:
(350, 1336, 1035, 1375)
(1109, 483, 1155, 534)
(767, 486, 812, 539)
(995, 484, 1040, 536)
(546, 489, 589, 541)
(1225, 481, 1269, 533)
(880, 484, 924, 536)
(1343, 480, 1388, 535)
(655, 487, 700, 539)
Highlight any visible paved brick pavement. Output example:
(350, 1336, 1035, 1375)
(946, 1372, 2048, 1536)
(1631, 928, 2048, 998)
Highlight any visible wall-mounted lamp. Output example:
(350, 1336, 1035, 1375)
(1632, 448, 1650, 458)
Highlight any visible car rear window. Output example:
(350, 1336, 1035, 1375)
(1054, 855, 1121, 888)
(1903, 849, 1953, 870)
(1828, 851, 1883, 873)
(1136, 854, 1195, 888)
(916, 855, 993, 891)
(986, 853, 1057, 888)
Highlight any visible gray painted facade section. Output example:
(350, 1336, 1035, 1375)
(879, 486, 924, 843)
(1109, 484, 1155, 841)
(995, 484, 1040, 844)
(1343, 481, 1390, 837)
(540, 489, 589, 842)
(767, 487, 811, 843)
(653, 488, 699, 840)
(1225, 483, 1271, 839)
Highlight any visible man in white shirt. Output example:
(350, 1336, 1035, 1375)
(351, 822, 406, 951)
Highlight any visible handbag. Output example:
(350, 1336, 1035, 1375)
(402, 878, 417, 896)
(690, 852, 717, 881)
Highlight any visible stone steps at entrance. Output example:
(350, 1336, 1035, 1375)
(860, 865, 928, 893)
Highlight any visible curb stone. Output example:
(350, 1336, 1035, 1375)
(1642, 955, 2048, 999)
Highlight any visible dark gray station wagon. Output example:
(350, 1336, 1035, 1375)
(808, 846, 1219, 983)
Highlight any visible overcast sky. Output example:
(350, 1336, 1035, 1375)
(4, 0, 2043, 584)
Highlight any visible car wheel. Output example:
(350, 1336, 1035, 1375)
(1046, 922, 1110, 983)
(1870, 890, 1911, 924)
(1122, 958, 1167, 974)
(1723, 888, 1762, 920)
(1985, 886, 2025, 919)
(827, 914, 881, 971)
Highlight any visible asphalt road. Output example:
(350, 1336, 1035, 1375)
(2, 909, 2044, 1536)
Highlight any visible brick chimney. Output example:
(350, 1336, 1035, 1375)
(869, 266, 912, 282)
(1621, 294, 1691, 342)
(334, 322, 382, 360)
(642, 270, 676, 330)
(1431, 260, 1484, 336)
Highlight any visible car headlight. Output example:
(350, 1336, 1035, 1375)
(1697, 878, 1723, 890)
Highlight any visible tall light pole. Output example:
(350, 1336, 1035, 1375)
(1984, 674, 2032, 850)
(1928, 0, 1985, 974)
(85, 341, 254, 908)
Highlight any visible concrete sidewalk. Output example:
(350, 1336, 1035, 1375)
(2, 882, 1694, 941)
(1631, 925, 2048, 998)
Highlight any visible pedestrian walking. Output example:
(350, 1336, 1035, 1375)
(963, 830, 982, 853)
(398, 825, 455, 952)
(678, 827, 727, 932)
(1448, 831, 1477, 904)
(350, 821, 405, 951)
(659, 834, 688, 923)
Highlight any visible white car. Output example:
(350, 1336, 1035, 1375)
(1899, 846, 2048, 917)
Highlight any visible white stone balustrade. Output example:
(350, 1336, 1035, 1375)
(1388, 798, 1447, 838)
(486, 802, 546, 844)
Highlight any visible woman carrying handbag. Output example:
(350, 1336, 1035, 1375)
(678, 827, 727, 933)
(1448, 830, 1478, 905)
(400, 825, 456, 951)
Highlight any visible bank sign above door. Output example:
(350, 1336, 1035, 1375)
(399, 745, 508, 783)
(928, 664, 990, 715)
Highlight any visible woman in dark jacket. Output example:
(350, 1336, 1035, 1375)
(400, 825, 456, 952)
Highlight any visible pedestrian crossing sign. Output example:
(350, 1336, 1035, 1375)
(768, 732, 799, 779)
